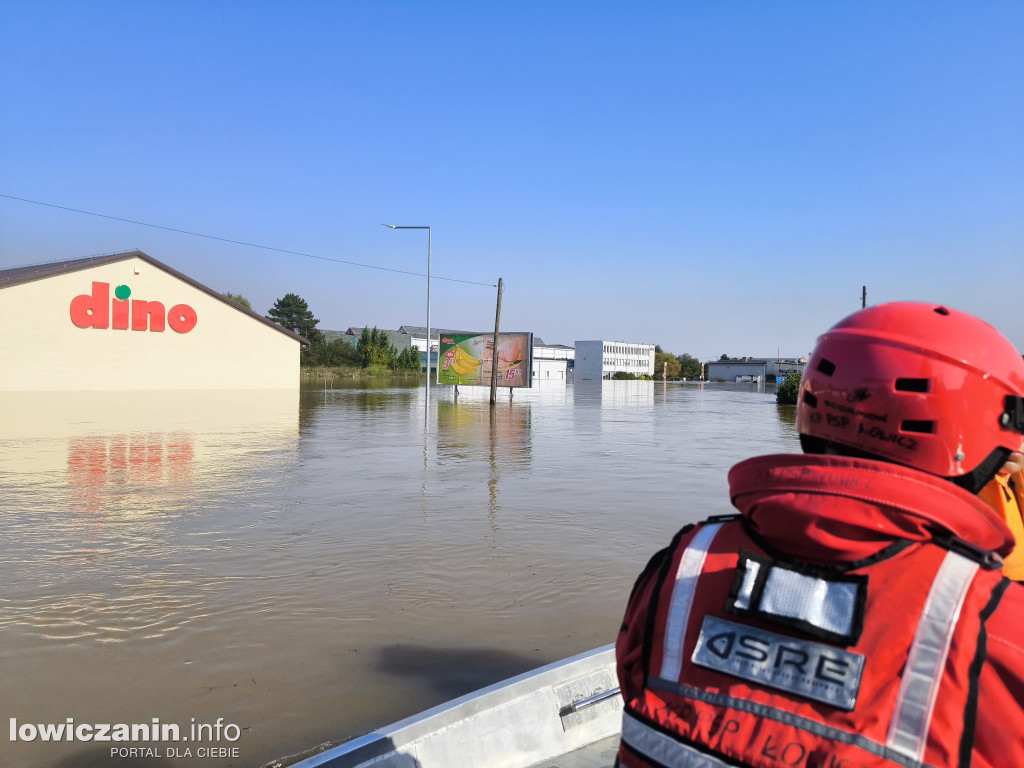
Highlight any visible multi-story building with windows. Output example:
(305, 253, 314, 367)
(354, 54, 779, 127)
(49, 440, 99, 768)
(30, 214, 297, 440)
(573, 340, 655, 380)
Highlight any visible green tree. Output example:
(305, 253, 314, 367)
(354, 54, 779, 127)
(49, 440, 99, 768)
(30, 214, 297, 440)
(396, 346, 421, 371)
(356, 327, 398, 368)
(223, 291, 252, 310)
(654, 350, 682, 379)
(305, 337, 361, 367)
(676, 353, 701, 379)
(268, 293, 323, 345)
(776, 371, 802, 405)
(719, 353, 730, 361)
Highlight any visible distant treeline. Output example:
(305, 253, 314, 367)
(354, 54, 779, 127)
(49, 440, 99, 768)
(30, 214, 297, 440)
(223, 291, 420, 373)
(653, 346, 702, 380)
(225, 291, 761, 382)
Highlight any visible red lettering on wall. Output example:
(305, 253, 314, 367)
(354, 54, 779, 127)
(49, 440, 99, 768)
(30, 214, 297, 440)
(168, 304, 198, 333)
(70, 282, 110, 328)
(69, 283, 196, 334)
(131, 300, 166, 332)
(112, 298, 130, 330)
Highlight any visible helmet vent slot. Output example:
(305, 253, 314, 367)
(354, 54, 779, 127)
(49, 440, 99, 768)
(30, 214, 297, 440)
(894, 378, 929, 393)
(934, 307, 950, 316)
(816, 358, 836, 376)
(901, 420, 934, 434)
(803, 391, 818, 408)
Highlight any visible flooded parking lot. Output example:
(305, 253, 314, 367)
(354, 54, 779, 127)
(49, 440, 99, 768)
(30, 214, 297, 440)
(1, 381, 798, 768)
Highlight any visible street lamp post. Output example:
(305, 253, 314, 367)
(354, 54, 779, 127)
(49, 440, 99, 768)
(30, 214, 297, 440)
(383, 224, 431, 426)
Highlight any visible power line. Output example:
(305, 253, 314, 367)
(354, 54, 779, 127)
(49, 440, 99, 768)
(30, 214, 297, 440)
(0, 193, 497, 288)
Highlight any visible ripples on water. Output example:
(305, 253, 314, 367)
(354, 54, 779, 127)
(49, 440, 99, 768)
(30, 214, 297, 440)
(0, 382, 797, 768)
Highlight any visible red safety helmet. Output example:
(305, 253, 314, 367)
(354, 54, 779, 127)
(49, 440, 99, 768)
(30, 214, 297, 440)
(797, 302, 1024, 492)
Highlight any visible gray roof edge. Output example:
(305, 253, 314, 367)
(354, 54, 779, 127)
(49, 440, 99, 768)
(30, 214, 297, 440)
(0, 250, 310, 346)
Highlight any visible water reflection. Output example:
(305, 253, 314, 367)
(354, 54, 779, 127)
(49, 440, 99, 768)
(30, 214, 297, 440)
(489, 412, 500, 533)
(434, 399, 532, 549)
(0, 391, 298, 646)
(573, 379, 655, 408)
(67, 433, 195, 514)
(375, 644, 546, 701)
(435, 399, 531, 467)
(776, 404, 798, 427)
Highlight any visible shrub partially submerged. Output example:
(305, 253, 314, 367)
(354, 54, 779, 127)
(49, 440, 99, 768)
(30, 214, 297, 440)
(776, 371, 802, 405)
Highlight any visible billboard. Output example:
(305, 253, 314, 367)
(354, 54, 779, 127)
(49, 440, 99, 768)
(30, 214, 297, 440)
(437, 332, 533, 388)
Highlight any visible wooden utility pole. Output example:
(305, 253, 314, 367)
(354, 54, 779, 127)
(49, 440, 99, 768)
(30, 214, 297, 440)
(489, 278, 503, 405)
(862, 286, 867, 309)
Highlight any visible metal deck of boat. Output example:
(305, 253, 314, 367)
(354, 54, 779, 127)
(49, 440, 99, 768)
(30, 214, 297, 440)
(291, 644, 622, 768)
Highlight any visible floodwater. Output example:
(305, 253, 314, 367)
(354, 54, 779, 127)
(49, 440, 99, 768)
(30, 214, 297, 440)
(0, 381, 798, 768)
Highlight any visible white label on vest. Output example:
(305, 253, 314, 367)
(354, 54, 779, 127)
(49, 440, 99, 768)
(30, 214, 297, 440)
(691, 616, 865, 710)
(760, 564, 860, 637)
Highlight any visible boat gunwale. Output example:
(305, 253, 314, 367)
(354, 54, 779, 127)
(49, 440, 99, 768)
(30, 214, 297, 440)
(290, 643, 618, 768)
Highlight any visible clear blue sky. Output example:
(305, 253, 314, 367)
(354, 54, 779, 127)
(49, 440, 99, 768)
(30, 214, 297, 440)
(2, 1, 1021, 358)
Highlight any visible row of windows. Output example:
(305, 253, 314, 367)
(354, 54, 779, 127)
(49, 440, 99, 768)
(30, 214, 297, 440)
(604, 358, 650, 367)
(603, 344, 650, 356)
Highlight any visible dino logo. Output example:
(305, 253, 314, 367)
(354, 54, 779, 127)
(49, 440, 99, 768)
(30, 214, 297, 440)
(70, 282, 197, 334)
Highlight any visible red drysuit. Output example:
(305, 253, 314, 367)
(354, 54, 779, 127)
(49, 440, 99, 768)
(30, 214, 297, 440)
(617, 454, 1024, 768)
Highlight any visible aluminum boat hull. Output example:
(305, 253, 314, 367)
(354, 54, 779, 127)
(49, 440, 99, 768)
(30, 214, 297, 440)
(290, 644, 622, 768)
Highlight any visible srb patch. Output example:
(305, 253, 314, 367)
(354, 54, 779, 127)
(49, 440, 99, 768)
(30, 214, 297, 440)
(691, 616, 865, 710)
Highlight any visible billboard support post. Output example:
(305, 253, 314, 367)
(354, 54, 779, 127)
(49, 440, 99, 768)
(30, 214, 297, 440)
(489, 277, 503, 405)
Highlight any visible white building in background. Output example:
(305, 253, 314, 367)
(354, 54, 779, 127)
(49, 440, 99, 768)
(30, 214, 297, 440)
(397, 325, 441, 356)
(530, 337, 573, 383)
(765, 357, 807, 378)
(533, 338, 575, 361)
(706, 359, 767, 383)
(574, 340, 655, 380)
(704, 357, 807, 382)
(532, 358, 568, 382)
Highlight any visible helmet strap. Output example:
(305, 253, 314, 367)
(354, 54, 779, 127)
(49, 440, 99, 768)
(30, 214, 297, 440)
(947, 447, 1012, 495)
(800, 436, 1011, 496)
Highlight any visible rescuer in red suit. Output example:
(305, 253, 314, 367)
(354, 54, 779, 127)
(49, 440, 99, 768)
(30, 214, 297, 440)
(616, 302, 1024, 768)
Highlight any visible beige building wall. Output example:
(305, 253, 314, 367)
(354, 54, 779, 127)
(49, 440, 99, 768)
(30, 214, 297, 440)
(0, 256, 301, 391)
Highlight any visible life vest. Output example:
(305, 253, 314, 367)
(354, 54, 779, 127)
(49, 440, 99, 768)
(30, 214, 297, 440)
(978, 472, 1024, 581)
(618, 517, 1010, 768)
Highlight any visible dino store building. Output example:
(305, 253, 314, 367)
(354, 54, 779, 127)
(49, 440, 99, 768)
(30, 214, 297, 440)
(0, 251, 307, 392)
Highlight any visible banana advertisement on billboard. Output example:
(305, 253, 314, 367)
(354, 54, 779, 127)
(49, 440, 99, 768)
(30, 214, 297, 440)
(438, 332, 533, 387)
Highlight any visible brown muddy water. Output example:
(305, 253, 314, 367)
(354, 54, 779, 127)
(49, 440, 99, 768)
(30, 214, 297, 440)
(0, 381, 798, 768)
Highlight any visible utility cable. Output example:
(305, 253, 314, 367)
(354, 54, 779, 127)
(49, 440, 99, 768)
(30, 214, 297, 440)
(0, 193, 496, 287)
